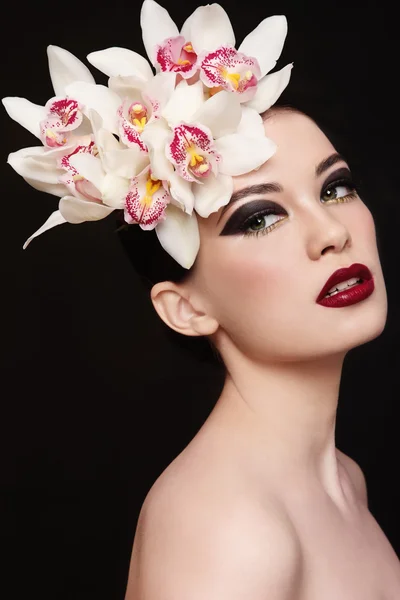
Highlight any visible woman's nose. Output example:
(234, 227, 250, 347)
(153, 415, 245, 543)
(303, 206, 352, 260)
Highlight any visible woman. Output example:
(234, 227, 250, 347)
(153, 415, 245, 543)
(120, 104, 400, 598)
(3, 0, 399, 597)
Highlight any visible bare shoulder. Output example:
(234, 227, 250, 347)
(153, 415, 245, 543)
(336, 448, 368, 507)
(124, 471, 303, 600)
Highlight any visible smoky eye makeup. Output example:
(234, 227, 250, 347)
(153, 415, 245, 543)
(219, 199, 285, 236)
(320, 166, 355, 191)
(219, 166, 358, 237)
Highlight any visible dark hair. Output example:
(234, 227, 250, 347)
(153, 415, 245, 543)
(117, 97, 358, 368)
(117, 215, 225, 368)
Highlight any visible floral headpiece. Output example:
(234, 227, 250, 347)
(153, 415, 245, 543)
(3, 0, 292, 268)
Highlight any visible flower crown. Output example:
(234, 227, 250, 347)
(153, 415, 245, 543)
(3, 0, 292, 269)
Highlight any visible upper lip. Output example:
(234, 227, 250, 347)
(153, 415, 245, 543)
(316, 263, 372, 302)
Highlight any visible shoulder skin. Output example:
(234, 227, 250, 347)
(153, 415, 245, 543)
(124, 482, 303, 600)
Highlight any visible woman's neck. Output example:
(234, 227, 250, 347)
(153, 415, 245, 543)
(203, 351, 349, 509)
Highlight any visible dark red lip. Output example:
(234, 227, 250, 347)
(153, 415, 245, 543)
(316, 263, 372, 302)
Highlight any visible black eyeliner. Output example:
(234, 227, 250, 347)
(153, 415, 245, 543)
(220, 167, 357, 237)
(321, 167, 354, 191)
(219, 200, 282, 236)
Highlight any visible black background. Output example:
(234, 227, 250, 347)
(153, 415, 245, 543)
(1, 0, 399, 598)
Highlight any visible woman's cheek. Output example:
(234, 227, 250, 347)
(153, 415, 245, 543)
(349, 202, 378, 247)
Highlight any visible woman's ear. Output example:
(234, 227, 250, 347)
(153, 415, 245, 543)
(150, 280, 219, 337)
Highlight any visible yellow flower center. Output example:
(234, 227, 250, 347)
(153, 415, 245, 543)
(187, 145, 205, 168)
(129, 103, 148, 132)
(46, 129, 67, 144)
(183, 42, 194, 53)
(141, 176, 162, 207)
(220, 68, 241, 90)
(219, 68, 254, 90)
(132, 117, 147, 132)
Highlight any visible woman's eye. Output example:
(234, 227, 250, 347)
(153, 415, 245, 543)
(321, 182, 356, 203)
(243, 212, 284, 238)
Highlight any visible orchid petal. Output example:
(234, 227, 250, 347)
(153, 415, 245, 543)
(141, 120, 173, 180)
(140, 0, 179, 66)
(194, 173, 233, 218)
(215, 133, 276, 176)
(23, 177, 69, 198)
(101, 173, 130, 208)
(166, 122, 218, 182)
(162, 80, 204, 126)
(155, 203, 199, 269)
(236, 106, 265, 138)
(199, 47, 260, 101)
(68, 153, 105, 190)
(23, 210, 67, 249)
(7, 144, 72, 196)
(47, 45, 95, 97)
(108, 75, 146, 98)
(191, 90, 241, 139)
(102, 148, 149, 179)
(8, 144, 70, 161)
(238, 16, 288, 78)
(87, 47, 153, 80)
(65, 82, 120, 134)
(124, 168, 170, 229)
(155, 36, 198, 79)
(87, 107, 105, 136)
(2, 97, 47, 139)
(143, 71, 176, 109)
(96, 127, 121, 154)
(59, 195, 115, 223)
(8, 147, 64, 185)
(117, 103, 148, 152)
(181, 4, 235, 54)
(87, 109, 120, 157)
(168, 172, 195, 213)
(245, 63, 293, 113)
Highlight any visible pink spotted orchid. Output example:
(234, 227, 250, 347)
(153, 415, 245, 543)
(141, 80, 276, 218)
(3, 0, 293, 270)
(140, 0, 293, 111)
(2, 48, 138, 247)
(3, 46, 95, 150)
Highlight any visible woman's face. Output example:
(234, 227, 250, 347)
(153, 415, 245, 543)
(190, 109, 388, 362)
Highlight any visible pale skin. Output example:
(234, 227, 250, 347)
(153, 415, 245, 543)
(124, 110, 400, 599)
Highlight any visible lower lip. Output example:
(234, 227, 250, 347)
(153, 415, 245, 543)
(316, 278, 375, 308)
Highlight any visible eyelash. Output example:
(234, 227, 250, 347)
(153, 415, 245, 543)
(241, 178, 358, 239)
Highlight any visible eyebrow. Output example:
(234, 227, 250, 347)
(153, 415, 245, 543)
(315, 152, 347, 177)
(216, 152, 347, 225)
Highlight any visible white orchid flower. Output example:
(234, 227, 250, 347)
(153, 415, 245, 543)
(110, 71, 176, 152)
(142, 79, 276, 218)
(85, 1, 196, 82)
(131, 79, 277, 269)
(2, 2, 295, 271)
(140, 0, 293, 111)
(86, 46, 155, 81)
(9, 138, 117, 250)
(122, 161, 200, 269)
(6, 109, 139, 248)
(65, 71, 176, 157)
(124, 165, 171, 229)
(2, 46, 96, 149)
(140, 0, 199, 79)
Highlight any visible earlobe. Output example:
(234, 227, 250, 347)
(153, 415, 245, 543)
(150, 281, 219, 337)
